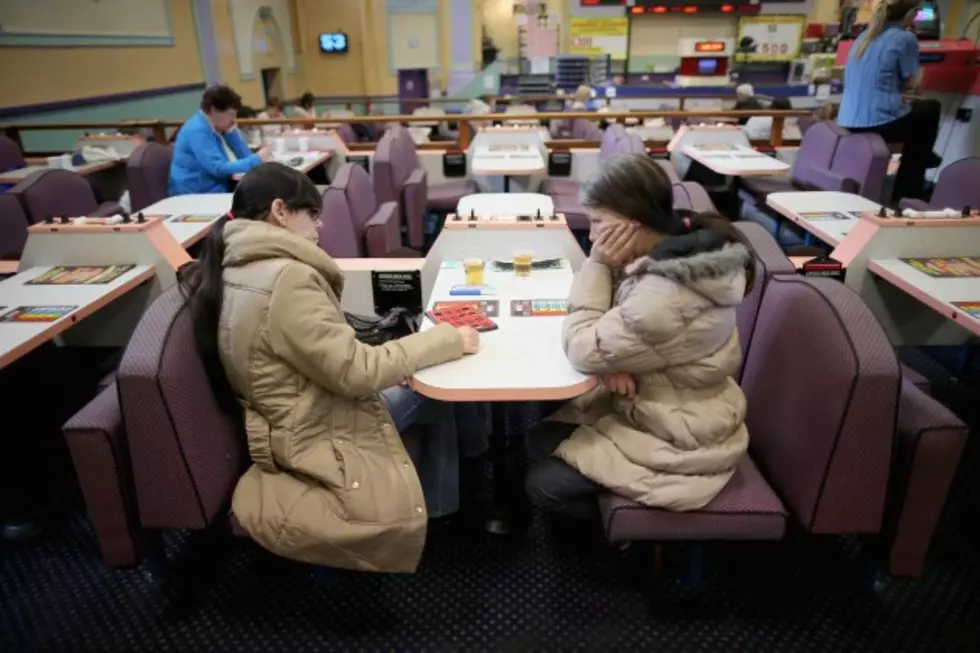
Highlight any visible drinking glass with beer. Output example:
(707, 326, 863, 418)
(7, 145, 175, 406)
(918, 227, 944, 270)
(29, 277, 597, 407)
(512, 248, 533, 278)
(463, 256, 485, 286)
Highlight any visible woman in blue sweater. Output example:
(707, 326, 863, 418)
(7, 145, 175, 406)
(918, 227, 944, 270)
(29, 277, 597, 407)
(168, 86, 269, 196)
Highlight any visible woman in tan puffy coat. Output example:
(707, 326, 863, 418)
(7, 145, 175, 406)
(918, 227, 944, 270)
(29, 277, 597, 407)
(525, 154, 755, 521)
(178, 164, 479, 573)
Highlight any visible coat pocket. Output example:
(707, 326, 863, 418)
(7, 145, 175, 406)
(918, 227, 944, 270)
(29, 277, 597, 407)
(330, 439, 379, 524)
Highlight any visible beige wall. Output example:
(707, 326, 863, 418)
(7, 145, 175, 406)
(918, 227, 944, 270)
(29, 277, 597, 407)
(0, 0, 202, 109)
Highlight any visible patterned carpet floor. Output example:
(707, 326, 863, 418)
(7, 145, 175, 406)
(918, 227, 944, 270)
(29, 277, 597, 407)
(2, 356, 979, 652)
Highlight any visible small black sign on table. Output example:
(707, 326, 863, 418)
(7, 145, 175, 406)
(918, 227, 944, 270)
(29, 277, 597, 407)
(548, 150, 572, 177)
(372, 269, 423, 316)
(443, 149, 467, 178)
(800, 255, 845, 282)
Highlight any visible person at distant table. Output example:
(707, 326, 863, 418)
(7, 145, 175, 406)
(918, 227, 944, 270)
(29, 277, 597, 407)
(733, 84, 763, 125)
(293, 92, 317, 121)
(838, 0, 941, 201)
(523, 154, 754, 525)
(168, 85, 268, 196)
(257, 97, 286, 136)
(743, 97, 795, 141)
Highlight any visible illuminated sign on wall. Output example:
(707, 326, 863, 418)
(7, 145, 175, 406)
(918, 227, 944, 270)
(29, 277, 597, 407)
(694, 41, 726, 53)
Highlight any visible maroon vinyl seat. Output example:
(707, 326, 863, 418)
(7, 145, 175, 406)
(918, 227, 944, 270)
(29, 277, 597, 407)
(672, 181, 716, 213)
(391, 127, 477, 214)
(829, 131, 891, 204)
(0, 134, 26, 171)
(899, 157, 980, 212)
(0, 192, 29, 261)
(602, 275, 902, 544)
(10, 169, 120, 223)
(319, 162, 404, 257)
(373, 127, 427, 249)
(126, 142, 172, 212)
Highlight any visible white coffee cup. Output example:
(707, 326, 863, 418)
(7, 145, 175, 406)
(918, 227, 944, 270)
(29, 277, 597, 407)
(47, 156, 63, 169)
(297, 136, 310, 152)
(61, 154, 73, 168)
(274, 138, 286, 155)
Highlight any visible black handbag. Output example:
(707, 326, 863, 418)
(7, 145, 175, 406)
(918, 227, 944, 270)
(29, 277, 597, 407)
(345, 307, 418, 345)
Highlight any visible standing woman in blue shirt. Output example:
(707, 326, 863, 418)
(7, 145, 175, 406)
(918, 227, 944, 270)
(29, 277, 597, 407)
(168, 86, 270, 196)
(838, 0, 940, 201)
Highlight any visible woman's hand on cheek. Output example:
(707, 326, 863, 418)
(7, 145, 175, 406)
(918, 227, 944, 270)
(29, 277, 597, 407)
(591, 222, 638, 266)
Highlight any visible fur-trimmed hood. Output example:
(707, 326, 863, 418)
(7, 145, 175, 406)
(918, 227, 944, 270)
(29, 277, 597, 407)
(622, 242, 751, 307)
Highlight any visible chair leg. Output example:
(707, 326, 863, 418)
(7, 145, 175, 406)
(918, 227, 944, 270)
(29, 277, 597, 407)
(685, 542, 705, 588)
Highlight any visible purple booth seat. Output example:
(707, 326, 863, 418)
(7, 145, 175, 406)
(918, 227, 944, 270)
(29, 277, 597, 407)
(732, 221, 930, 393)
(63, 382, 149, 568)
(601, 275, 902, 545)
(373, 128, 424, 248)
(0, 134, 26, 171)
(0, 192, 29, 260)
(117, 285, 246, 532)
(335, 123, 357, 145)
(883, 378, 967, 578)
(899, 157, 980, 212)
(830, 132, 891, 204)
(672, 181, 716, 213)
(10, 169, 120, 223)
(126, 143, 172, 212)
(391, 127, 476, 215)
(739, 122, 854, 206)
(319, 163, 404, 258)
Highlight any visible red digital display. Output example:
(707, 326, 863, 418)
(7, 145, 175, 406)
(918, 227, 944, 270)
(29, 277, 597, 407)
(695, 41, 726, 52)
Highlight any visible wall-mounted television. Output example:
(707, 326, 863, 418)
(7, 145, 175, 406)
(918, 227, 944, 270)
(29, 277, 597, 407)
(319, 32, 349, 54)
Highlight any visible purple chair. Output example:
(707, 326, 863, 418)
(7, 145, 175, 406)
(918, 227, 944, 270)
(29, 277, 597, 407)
(126, 143, 172, 212)
(335, 123, 357, 145)
(899, 157, 980, 212)
(117, 285, 246, 534)
(63, 383, 149, 568)
(884, 378, 967, 577)
(390, 129, 476, 215)
(10, 169, 120, 223)
(0, 134, 25, 171)
(0, 192, 29, 260)
(571, 119, 602, 141)
(600, 276, 901, 550)
(740, 122, 855, 205)
(672, 181, 716, 213)
(319, 163, 403, 258)
(373, 128, 427, 249)
(830, 132, 891, 204)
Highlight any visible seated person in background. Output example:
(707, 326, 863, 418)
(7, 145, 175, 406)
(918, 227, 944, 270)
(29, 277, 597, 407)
(293, 92, 317, 121)
(838, 0, 941, 201)
(257, 97, 286, 136)
(743, 97, 794, 141)
(733, 84, 762, 125)
(524, 154, 753, 524)
(179, 163, 480, 572)
(168, 85, 268, 196)
(569, 84, 594, 111)
(814, 101, 838, 122)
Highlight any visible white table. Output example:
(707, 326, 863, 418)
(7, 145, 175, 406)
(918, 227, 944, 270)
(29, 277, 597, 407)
(142, 194, 232, 248)
(0, 159, 125, 184)
(233, 150, 332, 180)
(868, 258, 980, 338)
(411, 261, 593, 402)
(681, 143, 790, 177)
(0, 264, 155, 369)
(470, 146, 546, 192)
(767, 191, 882, 246)
(457, 193, 555, 218)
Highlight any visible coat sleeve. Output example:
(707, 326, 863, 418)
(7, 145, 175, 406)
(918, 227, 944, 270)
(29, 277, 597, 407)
(267, 264, 465, 398)
(563, 260, 686, 374)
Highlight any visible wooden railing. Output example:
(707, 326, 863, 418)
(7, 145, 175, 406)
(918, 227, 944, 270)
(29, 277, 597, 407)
(1, 108, 812, 155)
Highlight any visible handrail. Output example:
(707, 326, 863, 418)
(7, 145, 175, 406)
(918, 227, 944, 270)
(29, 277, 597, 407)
(1, 108, 810, 152)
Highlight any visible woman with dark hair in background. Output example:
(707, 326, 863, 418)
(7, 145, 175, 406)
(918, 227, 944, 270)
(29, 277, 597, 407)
(168, 85, 269, 195)
(178, 163, 479, 572)
(294, 92, 317, 120)
(523, 154, 753, 527)
(839, 0, 941, 201)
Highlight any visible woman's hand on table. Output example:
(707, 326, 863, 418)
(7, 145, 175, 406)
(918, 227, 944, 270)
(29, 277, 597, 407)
(457, 327, 480, 354)
(598, 373, 636, 398)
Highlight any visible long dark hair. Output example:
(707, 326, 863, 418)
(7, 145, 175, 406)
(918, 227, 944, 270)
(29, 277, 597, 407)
(580, 153, 755, 293)
(178, 163, 323, 413)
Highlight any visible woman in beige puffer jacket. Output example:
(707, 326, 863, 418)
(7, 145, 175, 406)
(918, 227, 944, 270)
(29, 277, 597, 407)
(525, 154, 756, 520)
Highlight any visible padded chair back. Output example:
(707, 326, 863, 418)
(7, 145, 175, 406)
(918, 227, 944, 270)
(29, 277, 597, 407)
(732, 222, 795, 379)
(10, 169, 99, 223)
(571, 119, 602, 141)
(0, 135, 25, 171)
(624, 130, 647, 155)
(335, 123, 357, 145)
(671, 181, 715, 212)
(0, 191, 29, 259)
(927, 157, 980, 210)
(393, 127, 427, 248)
(126, 143, 172, 212)
(372, 129, 403, 206)
(318, 165, 364, 258)
(796, 116, 817, 136)
(741, 275, 900, 534)
(791, 121, 848, 189)
(117, 285, 246, 530)
(831, 132, 890, 203)
(600, 124, 626, 159)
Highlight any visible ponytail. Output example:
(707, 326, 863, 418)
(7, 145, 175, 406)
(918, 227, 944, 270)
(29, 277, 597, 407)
(177, 215, 240, 416)
(855, 0, 920, 58)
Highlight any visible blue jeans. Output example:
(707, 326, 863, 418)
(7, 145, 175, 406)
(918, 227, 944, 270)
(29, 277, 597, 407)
(379, 387, 488, 518)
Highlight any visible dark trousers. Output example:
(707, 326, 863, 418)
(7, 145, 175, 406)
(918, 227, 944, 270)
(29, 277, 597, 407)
(847, 99, 941, 202)
(524, 422, 602, 521)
